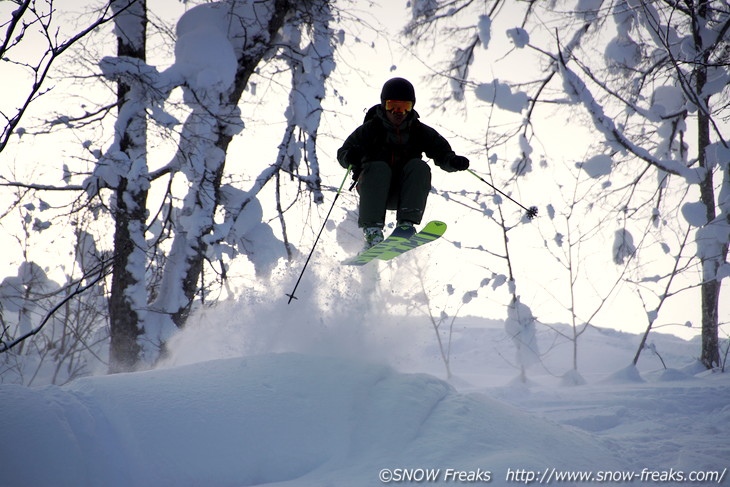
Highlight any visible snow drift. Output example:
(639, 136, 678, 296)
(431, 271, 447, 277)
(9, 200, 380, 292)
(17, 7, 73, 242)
(0, 353, 624, 487)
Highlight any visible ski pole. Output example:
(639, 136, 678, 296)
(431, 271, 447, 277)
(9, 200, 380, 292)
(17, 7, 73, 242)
(467, 169, 538, 220)
(286, 165, 352, 304)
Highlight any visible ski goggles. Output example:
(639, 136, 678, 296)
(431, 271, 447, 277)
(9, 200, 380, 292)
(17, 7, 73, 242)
(384, 99, 413, 113)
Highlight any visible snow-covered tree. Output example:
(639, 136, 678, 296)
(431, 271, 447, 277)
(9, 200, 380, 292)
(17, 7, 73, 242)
(551, 1, 729, 369)
(0, 227, 108, 385)
(1, 0, 145, 376)
(103, 0, 149, 373)
(2, 0, 341, 373)
(146, 0, 336, 351)
(89, 0, 339, 370)
(505, 295, 539, 382)
(405, 0, 730, 369)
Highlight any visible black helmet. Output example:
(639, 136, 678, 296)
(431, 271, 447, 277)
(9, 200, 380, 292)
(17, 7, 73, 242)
(380, 77, 416, 105)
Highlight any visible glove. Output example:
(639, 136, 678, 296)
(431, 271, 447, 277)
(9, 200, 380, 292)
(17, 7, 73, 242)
(449, 155, 470, 171)
(345, 146, 364, 167)
(351, 164, 362, 183)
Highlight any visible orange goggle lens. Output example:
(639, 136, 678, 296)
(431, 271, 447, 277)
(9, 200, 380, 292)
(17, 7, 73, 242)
(384, 100, 413, 113)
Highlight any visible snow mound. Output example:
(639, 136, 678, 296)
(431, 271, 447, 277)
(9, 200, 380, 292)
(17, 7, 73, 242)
(657, 368, 695, 382)
(560, 368, 587, 386)
(602, 364, 645, 384)
(0, 353, 623, 487)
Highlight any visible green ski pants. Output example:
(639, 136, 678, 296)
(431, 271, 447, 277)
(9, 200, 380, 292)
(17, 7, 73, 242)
(356, 159, 432, 228)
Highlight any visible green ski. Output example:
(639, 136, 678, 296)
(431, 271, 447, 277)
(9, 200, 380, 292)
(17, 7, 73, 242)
(342, 221, 446, 266)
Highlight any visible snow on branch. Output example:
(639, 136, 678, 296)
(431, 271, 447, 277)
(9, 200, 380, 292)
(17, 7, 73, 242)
(556, 53, 702, 184)
(612, 228, 636, 265)
(215, 184, 287, 277)
(449, 34, 479, 103)
(277, 2, 336, 203)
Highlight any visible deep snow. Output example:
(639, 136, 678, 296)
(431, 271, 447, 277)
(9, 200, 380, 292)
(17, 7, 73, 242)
(1, 313, 728, 487)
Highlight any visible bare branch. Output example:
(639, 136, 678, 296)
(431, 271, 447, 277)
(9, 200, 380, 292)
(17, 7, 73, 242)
(0, 0, 140, 153)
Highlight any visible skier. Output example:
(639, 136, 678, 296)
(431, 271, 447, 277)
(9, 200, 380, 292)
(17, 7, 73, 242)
(337, 77, 470, 249)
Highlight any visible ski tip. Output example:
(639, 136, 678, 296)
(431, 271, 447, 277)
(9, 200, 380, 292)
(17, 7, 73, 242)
(424, 220, 447, 232)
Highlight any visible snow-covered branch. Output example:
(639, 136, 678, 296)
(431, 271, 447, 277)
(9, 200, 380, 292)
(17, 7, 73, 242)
(556, 54, 702, 183)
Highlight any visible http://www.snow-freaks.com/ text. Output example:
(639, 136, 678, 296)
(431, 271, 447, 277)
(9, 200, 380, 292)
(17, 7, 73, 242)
(377, 466, 728, 484)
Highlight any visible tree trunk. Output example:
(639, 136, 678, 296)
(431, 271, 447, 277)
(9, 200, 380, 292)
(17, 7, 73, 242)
(697, 139, 725, 368)
(697, 84, 720, 369)
(108, 0, 148, 373)
(692, 3, 722, 369)
(170, 0, 292, 327)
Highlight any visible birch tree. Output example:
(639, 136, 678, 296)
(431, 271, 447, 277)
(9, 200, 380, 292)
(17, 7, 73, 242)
(105, 0, 149, 373)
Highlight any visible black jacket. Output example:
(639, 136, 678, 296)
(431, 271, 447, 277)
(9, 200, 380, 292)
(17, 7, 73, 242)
(337, 105, 461, 173)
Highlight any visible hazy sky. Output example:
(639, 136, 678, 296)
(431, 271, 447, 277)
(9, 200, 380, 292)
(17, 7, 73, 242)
(0, 0, 722, 342)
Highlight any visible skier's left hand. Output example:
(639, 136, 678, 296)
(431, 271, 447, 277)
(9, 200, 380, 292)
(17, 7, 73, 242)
(449, 155, 470, 171)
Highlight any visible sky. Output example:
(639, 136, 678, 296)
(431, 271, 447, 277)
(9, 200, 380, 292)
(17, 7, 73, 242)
(0, 0, 725, 343)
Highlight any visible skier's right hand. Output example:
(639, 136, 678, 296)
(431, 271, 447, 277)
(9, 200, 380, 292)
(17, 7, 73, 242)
(345, 146, 364, 167)
(351, 164, 362, 183)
